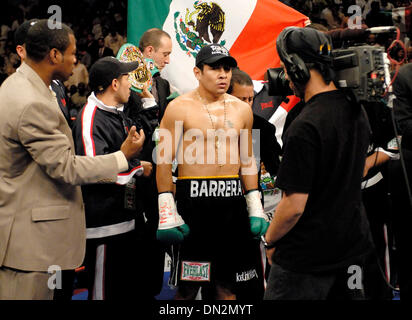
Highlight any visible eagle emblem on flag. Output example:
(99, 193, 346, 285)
(174, 1, 226, 58)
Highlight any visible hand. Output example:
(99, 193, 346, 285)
(137, 84, 154, 99)
(141, 161, 153, 177)
(265, 247, 276, 266)
(120, 126, 145, 161)
(157, 192, 190, 245)
(249, 217, 269, 238)
(157, 224, 190, 246)
(245, 190, 269, 237)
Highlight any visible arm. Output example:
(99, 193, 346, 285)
(18, 100, 132, 185)
(136, 85, 160, 141)
(239, 104, 269, 237)
(363, 150, 391, 177)
(239, 104, 259, 191)
(156, 99, 183, 193)
(75, 108, 144, 184)
(265, 191, 307, 244)
(155, 99, 189, 244)
(265, 191, 308, 264)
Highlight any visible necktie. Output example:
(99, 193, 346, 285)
(151, 76, 159, 103)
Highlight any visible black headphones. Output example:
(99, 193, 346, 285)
(277, 27, 333, 85)
(276, 27, 311, 84)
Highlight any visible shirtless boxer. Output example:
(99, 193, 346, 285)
(156, 44, 268, 300)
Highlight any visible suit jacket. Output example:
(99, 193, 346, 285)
(96, 46, 114, 59)
(153, 74, 171, 122)
(0, 63, 128, 271)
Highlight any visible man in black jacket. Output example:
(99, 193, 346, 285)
(123, 28, 174, 299)
(138, 28, 172, 121)
(72, 57, 152, 300)
(391, 62, 412, 300)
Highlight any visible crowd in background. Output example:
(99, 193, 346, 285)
(0, 0, 128, 118)
(1, 0, 411, 94)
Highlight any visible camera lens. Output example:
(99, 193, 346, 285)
(266, 67, 293, 97)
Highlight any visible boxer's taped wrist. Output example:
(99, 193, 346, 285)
(158, 192, 185, 229)
(244, 188, 259, 195)
(245, 190, 267, 220)
(158, 191, 173, 195)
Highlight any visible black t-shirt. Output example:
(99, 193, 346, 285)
(253, 114, 281, 177)
(273, 90, 373, 273)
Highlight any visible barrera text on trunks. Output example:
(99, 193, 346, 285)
(190, 179, 242, 198)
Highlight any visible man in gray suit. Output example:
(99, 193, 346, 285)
(0, 20, 145, 300)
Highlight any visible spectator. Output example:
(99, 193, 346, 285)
(77, 44, 92, 69)
(320, 4, 345, 29)
(86, 32, 99, 63)
(91, 17, 103, 40)
(64, 59, 89, 89)
(96, 36, 114, 59)
(366, 1, 388, 27)
(0, 19, 144, 300)
(104, 27, 125, 56)
(381, 0, 395, 10)
(70, 82, 88, 110)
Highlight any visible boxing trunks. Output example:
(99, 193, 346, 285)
(174, 176, 260, 291)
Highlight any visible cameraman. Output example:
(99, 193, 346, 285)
(263, 27, 374, 300)
(391, 61, 412, 300)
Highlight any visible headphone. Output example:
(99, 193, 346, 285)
(277, 27, 333, 85)
(276, 27, 311, 84)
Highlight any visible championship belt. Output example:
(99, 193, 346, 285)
(116, 43, 158, 92)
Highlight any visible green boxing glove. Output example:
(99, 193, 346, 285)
(245, 190, 269, 237)
(157, 192, 190, 245)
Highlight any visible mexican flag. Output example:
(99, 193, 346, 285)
(128, 0, 309, 94)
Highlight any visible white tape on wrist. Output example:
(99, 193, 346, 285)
(245, 190, 268, 221)
(141, 97, 157, 109)
(158, 192, 185, 230)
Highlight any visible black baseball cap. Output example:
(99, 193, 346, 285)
(276, 27, 333, 65)
(195, 44, 237, 68)
(89, 56, 139, 93)
(14, 19, 39, 46)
